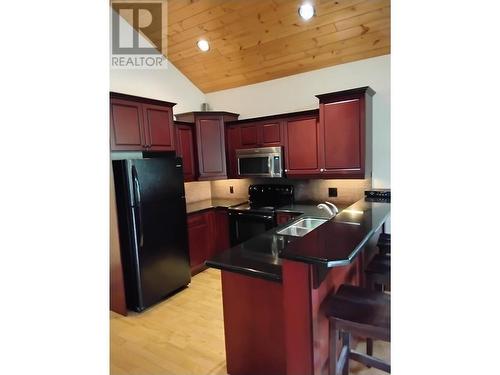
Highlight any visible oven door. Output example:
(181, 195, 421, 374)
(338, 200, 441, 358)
(229, 211, 276, 246)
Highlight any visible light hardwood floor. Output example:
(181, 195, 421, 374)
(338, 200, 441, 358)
(110, 268, 389, 375)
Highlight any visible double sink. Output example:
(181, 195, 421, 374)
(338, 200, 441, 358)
(276, 217, 328, 237)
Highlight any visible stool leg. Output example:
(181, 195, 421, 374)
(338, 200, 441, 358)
(329, 321, 338, 375)
(366, 338, 373, 368)
(342, 332, 350, 375)
(366, 337, 373, 356)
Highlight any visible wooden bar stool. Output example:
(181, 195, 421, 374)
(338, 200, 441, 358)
(324, 284, 390, 375)
(365, 253, 391, 292)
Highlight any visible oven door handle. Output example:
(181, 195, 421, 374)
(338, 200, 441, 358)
(229, 212, 274, 221)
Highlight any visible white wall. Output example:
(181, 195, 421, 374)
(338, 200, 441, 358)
(109, 10, 206, 114)
(110, 64, 206, 115)
(206, 55, 391, 189)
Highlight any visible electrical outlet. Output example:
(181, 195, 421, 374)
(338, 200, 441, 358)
(229, 186, 234, 194)
(328, 187, 337, 197)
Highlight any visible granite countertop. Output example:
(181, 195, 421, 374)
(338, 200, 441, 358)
(206, 198, 390, 282)
(276, 201, 350, 217)
(280, 199, 390, 266)
(186, 198, 247, 214)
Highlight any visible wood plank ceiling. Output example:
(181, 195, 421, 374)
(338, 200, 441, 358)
(165, 0, 391, 92)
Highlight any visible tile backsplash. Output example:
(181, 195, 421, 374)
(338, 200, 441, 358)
(210, 178, 372, 205)
(184, 181, 211, 203)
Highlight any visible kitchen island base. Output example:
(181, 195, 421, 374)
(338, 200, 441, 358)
(220, 271, 286, 375)
(219, 229, 378, 375)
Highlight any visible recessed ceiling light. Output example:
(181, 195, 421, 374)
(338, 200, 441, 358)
(197, 39, 210, 52)
(298, 3, 315, 21)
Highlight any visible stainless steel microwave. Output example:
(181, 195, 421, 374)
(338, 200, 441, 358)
(236, 147, 283, 178)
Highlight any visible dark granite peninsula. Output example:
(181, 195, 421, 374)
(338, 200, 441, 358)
(206, 197, 390, 375)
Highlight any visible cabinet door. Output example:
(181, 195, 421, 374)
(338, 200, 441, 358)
(240, 124, 260, 147)
(212, 209, 230, 257)
(261, 122, 281, 146)
(226, 126, 241, 178)
(110, 98, 146, 151)
(175, 124, 196, 181)
(321, 99, 362, 173)
(187, 212, 211, 273)
(284, 117, 321, 176)
(196, 117, 227, 180)
(142, 104, 175, 151)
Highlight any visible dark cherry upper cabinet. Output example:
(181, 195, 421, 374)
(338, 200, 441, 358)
(225, 118, 284, 178)
(110, 98, 146, 151)
(316, 86, 375, 179)
(175, 112, 239, 181)
(142, 104, 175, 151)
(110, 92, 176, 152)
(226, 126, 242, 178)
(175, 122, 197, 182)
(235, 121, 283, 148)
(284, 115, 321, 176)
(261, 122, 282, 146)
(240, 124, 260, 147)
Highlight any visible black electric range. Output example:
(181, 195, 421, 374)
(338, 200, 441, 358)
(228, 184, 294, 246)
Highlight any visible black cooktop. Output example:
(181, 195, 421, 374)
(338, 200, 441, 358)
(229, 202, 278, 214)
(229, 184, 294, 214)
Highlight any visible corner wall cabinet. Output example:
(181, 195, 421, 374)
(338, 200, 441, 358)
(176, 111, 239, 180)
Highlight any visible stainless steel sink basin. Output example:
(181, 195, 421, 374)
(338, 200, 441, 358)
(276, 218, 327, 237)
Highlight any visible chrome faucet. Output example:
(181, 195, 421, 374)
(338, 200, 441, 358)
(325, 201, 339, 215)
(317, 201, 339, 217)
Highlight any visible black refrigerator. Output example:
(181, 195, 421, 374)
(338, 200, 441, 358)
(112, 153, 191, 312)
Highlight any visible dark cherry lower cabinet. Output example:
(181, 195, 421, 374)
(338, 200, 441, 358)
(175, 122, 197, 181)
(175, 112, 239, 180)
(187, 208, 230, 275)
(187, 211, 212, 274)
(213, 208, 230, 256)
(110, 93, 176, 152)
(276, 212, 301, 225)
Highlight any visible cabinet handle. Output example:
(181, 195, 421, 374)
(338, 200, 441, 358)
(320, 168, 324, 172)
(284, 169, 288, 172)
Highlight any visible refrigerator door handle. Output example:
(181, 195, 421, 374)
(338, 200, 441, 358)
(132, 166, 144, 248)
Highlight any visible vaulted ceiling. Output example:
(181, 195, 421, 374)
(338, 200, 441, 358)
(166, 0, 390, 92)
(128, 0, 391, 92)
